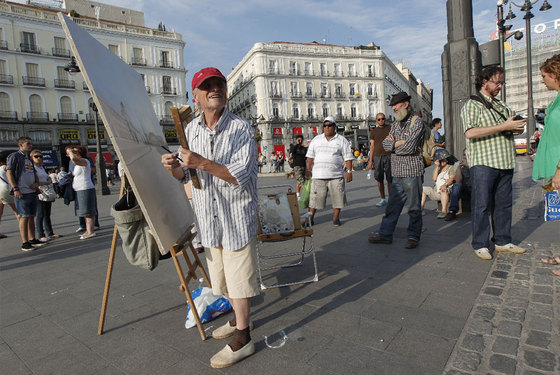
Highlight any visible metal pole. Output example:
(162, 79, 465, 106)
(91, 103, 111, 195)
(524, 9, 534, 152)
(497, 2, 507, 100)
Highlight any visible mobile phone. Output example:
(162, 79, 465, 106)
(513, 115, 524, 120)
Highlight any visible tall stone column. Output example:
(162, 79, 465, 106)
(441, 0, 481, 158)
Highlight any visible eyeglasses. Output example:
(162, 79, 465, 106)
(33, 155, 43, 159)
(489, 79, 505, 86)
(323, 123, 335, 127)
(376, 118, 386, 121)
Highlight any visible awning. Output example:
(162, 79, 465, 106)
(88, 152, 114, 165)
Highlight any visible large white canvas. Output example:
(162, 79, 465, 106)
(58, 13, 194, 252)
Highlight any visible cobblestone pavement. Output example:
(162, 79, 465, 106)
(443, 163, 560, 375)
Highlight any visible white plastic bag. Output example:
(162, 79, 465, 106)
(185, 287, 232, 328)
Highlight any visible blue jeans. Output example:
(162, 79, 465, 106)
(470, 166, 513, 249)
(36, 200, 53, 238)
(379, 176, 423, 241)
(449, 182, 463, 213)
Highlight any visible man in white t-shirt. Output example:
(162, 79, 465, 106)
(305, 116, 355, 226)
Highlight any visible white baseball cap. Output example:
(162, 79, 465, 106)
(323, 116, 336, 125)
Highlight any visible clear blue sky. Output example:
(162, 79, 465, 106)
(60, 1, 560, 117)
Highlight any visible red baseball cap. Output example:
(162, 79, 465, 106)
(191, 67, 226, 91)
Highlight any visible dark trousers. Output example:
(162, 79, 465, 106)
(36, 200, 53, 238)
(470, 166, 513, 249)
(379, 176, 423, 241)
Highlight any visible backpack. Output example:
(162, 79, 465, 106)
(409, 115, 436, 167)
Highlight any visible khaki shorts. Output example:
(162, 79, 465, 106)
(423, 185, 450, 201)
(0, 186, 14, 205)
(309, 178, 347, 209)
(205, 238, 260, 299)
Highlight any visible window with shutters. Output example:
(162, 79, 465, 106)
(322, 104, 328, 118)
(306, 82, 312, 96)
(351, 104, 357, 118)
(292, 104, 299, 119)
(108, 44, 119, 57)
(60, 96, 72, 114)
(336, 104, 343, 117)
(53, 37, 68, 57)
(26, 63, 39, 77)
(132, 47, 144, 65)
(272, 103, 279, 118)
(304, 62, 312, 75)
(0, 92, 11, 112)
(307, 104, 314, 118)
(22, 32, 37, 52)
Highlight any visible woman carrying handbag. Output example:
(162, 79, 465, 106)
(31, 150, 61, 242)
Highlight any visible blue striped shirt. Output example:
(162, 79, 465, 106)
(182, 108, 258, 251)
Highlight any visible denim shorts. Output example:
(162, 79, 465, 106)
(14, 193, 38, 218)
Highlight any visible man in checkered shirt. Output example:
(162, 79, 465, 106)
(460, 66, 527, 261)
(368, 92, 425, 249)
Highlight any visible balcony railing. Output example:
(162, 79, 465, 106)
(0, 40, 7, 50)
(0, 111, 17, 120)
(270, 93, 282, 99)
(334, 92, 346, 98)
(0, 74, 14, 84)
(52, 48, 70, 57)
(130, 57, 146, 66)
(27, 112, 49, 121)
(86, 113, 103, 123)
(160, 86, 176, 95)
(22, 76, 45, 87)
(20, 43, 40, 54)
(290, 92, 303, 98)
(320, 93, 331, 98)
(160, 115, 173, 124)
(54, 79, 75, 89)
(159, 60, 173, 68)
(58, 113, 78, 122)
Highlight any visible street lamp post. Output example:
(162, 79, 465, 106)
(502, 0, 551, 150)
(90, 102, 111, 195)
(65, 57, 110, 195)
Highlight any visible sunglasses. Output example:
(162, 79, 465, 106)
(323, 123, 335, 127)
(33, 155, 43, 159)
(377, 118, 386, 121)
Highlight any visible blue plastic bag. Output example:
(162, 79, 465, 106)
(185, 287, 232, 328)
(544, 190, 560, 221)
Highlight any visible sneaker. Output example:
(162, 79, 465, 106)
(437, 212, 447, 219)
(75, 227, 85, 233)
(39, 237, 50, 242)
(444, 212, 457, 221)
(495, 243, 526, 254)
(29, 238, 47, 247)
(333, 219, 341, 226)
(368, 233, 392, 244)
(376, 198, 387, 207)
(21, 242, 34, 252)
(474, 248, 492, 260)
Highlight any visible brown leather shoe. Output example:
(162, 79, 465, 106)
(405, 239, 419, 249)
(368, 235, 392, 244)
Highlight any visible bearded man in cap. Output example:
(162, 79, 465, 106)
(368, 92, 425, 249)
(161, 67, 258, 368)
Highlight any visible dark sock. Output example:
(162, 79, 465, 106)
(228, 327, 251, 351)
(229, 317, 236, 327)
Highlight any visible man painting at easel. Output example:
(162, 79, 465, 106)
(161, 67, 259, 369)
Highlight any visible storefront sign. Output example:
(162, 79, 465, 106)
(273, 127, 283, 136)
(310, 126, 317, 135)
(292, 127, 302, 135)
(41, 150, 59, 169)
(59, 129, 79, 145)
(351, 125, 359, 129)
(164, 128, 178, 143)
(87, 129, 107, 145)
(337, 125, 345, 131)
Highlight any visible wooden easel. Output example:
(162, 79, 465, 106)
(97, 174, 212, 340)
(170, 105, 200, 189)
